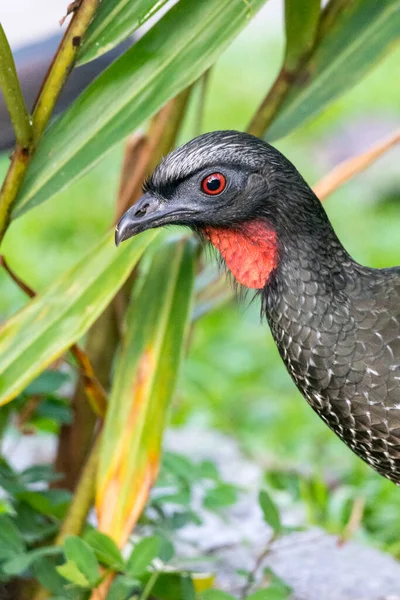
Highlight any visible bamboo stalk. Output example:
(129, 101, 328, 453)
(0, 0, 100, 245)
(32, 432, 102, 600)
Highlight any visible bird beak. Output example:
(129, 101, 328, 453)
(115, 192, 199, 246)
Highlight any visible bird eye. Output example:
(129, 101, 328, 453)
(201, 173, 226, 195)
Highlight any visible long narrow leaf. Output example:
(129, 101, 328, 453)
(284, 0, 320, 70)
(78, 0, 169, 66)
(0, 230, 158, 406)
(97, 237, 195, 545)
(268, 0, 400, 140)
(14, 0, 267, 218)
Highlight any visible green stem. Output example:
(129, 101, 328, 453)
(0, 0, 99, 246)
(246, 68, 294, 138)
(33, 433, 102, 600)
(140, 571, 159, 600)
(0, 24, 32, 148)
(56, 431, 101, 545)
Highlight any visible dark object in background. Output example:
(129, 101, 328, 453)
(116, 130, 400, 485)
(0, 34, 132, 151)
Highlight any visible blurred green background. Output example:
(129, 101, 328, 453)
(1, 2, 399, 553)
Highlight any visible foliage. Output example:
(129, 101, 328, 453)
(0, 0, 398, 598)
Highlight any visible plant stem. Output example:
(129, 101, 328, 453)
(116, 86, 193, 219)
(195, 68, 211, 137)
(0, 24, 32, 148)
(56, 431, 102, 544)
(246, 67, 295, 138)
(0, 0, 100, 246)
(140, 571, 159, 600)
(313, 128, 400, 200)
(33, 432, 102, 600)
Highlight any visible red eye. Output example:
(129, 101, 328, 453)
(201, 173, 226, 195)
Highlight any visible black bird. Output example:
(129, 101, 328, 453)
(116, 130, 400, 483)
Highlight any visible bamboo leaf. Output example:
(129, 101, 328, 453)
(14, 0, 267, 218)
(268, 0, 400, 140)
(284, 0, 320, 70)
(78, 0, 168, 66)
(96, 237, 196, 546)
(0, 230, 158, 406)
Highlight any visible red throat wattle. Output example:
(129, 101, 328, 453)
(203, 220, 278, 289)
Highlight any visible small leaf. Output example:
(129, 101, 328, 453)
(247, 589, 291, 600)
(156, 536, 175, 563)
(84, 529, 125, 569)
(21, 464, 62, 485)
(56, 560, 90, 588)
(33, 556, 66, 595)
(181, 575, 196, 600)
(64, 536, 100, 587)
(18, 489, 71, 519)
(198, 460, 220, 481)
(1, 546, 62, 576)
(0, 516, 25, 560)
(24, 370, 69, 396)
(106, 575, 140, 600)
(162, 452, 198, 484)
(259, 490, 283, 534)
(200, 591, 236, 600)
(126, 536, 160, 577)
(203, 484, 238, 511)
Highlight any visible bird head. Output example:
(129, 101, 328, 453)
(115, 130, 318, 289)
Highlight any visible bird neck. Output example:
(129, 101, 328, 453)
(203, 220, 279, 289)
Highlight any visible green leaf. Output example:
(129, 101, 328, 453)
(15, 0, 267, 217)
(21, 464, 62, 485)
(78, 0, 169, 65)
(84, 529, 125, 570)
(268, 0, 400, 140)
(0, 229, 157, 406)
(14, 502, 58, 544)
(200, 591, 236, 600)
(106, 575, 139, 600)
(181, 575, 196, 600)
(259, 490, 282, 534)
(148, 572, 213, 600)
(126, 536, 160, 577)
(1, 546, 62, 576)
(0, 516, 25, 560)
(56, 560, 90, 588)
(246, 568, 292, 600)
(284, 0, 320, 69)
(203, 483, 238, 511)
(247, 588, 291, 600)
(162, 452, 198, 484)
(24, 370, 69, 396)
(97, 238, 196, 544)
(33, 556, 66, 595)
(17, 489, 71, 519)
(63, 536, 101, 587)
